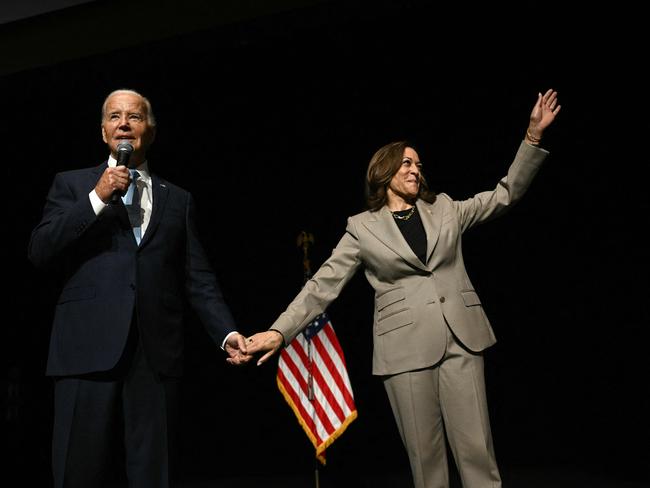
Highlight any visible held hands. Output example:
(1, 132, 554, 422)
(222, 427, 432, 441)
(526, 89, 561, 145)
(224, 330, 284, 366)
(224, 333, 254, 365)
(244, 330, 284, 366)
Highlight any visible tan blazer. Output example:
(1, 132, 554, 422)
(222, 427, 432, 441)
(271, 141, 548, 376)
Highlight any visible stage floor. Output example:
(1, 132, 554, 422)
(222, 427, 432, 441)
(177, 466, 647, 488)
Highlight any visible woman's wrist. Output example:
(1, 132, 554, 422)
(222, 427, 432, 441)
(525, 127, 542, 146)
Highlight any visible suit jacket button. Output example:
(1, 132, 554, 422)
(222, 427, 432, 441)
(130, 283, 136, 290)
(439, 296, 446, 303)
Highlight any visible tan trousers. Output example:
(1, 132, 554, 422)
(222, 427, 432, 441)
(383, 325, 501, 488)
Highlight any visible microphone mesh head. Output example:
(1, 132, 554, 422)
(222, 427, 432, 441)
(117, 141, 134, 153)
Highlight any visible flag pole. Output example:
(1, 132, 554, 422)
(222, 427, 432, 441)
(297, 231, 320, 488)
(297, 230, 314, 284)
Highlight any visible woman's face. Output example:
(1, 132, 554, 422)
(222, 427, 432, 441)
(388, 147, 421, 202)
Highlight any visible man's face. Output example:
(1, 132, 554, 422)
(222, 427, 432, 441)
(101, 92, 155, 165)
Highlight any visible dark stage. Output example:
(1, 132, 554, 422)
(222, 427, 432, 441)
(2, 1, 648, 487)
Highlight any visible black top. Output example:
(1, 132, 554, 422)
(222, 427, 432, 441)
(391, 206, 427, 264)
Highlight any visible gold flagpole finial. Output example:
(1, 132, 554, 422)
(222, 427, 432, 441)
(297, 231, 315, 281)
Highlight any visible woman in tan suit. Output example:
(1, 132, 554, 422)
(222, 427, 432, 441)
(246, 89, 561, 488)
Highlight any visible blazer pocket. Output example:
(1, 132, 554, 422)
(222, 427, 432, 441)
(460, 290, 482, 307)
(376, 309, 414, 335)
(58, 285, 96, 304)
(376, 287, 413, 335)
(376, 287, 406, 311)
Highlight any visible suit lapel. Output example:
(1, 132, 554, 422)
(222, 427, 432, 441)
(362, 206, 428, 272)
(417, 199, 443, 268)
(90, 162, 107, 184)
(139, 174, 169, 247)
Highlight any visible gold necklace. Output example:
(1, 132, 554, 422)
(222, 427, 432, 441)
(391, 206, 416, 221)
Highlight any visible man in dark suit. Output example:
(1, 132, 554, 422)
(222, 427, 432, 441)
(28, 89, 250, 487)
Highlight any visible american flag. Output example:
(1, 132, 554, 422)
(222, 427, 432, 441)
(276, 312, 357, 464)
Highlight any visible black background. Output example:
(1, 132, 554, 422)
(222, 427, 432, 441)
(2, 0, 649, 486)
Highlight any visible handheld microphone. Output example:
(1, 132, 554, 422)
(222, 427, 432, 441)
(111, 141, 134, 204)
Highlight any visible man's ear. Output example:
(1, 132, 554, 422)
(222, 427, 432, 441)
(101, 125, 108, 144)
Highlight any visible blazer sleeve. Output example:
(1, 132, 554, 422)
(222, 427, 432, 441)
(184, 192, 237, 345)
(270, 217, 363, 343)
(452, 141, 548, 233)
(28, 171, 99, 269)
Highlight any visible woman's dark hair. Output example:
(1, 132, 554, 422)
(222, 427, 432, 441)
(365, 141, 436, 211)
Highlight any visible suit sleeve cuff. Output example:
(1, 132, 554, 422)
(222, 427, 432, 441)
(89, 189, 108, 215)
(221, 331, 238, 350)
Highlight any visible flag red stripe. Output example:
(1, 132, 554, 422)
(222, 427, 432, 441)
(305, 344, 347, 423)
(314, 326, 357, 411)
(310, 336, 349, 419)
(290, 336, 311, 370)
(281, 344, 336, 436)
(289, 337, 348, 424)
(287, 334, 346, 426)
(323, 322, 349, 367)
(279, 349, 319, 444)
(277, 363, 321, 443)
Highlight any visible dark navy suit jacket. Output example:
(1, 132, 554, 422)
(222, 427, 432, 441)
(29, 162, 236, 377)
